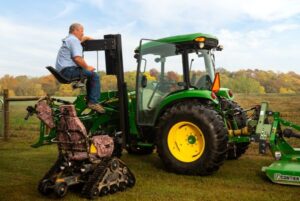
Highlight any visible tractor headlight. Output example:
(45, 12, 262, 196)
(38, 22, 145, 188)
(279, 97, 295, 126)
(199, 42, 205, 49)
(274, 151, 282, 160)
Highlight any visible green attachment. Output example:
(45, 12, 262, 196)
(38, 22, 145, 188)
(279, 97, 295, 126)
(255, 102, 300, 186)
(256, 102, 272, 140)
(31, 122, 57, 148)
(263, 160, 300, 186)
(255, 102, 272, 154)
(228, 136, 250, 143)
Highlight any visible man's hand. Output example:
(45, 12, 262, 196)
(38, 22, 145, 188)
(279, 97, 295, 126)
(73, 56, 95, 71)
(81, 36, 93, 43)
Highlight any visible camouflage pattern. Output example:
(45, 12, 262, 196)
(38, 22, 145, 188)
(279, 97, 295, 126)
(59, 104, 77, 117)
(57, 104, 114, 160)
(57, 105, 88, 160)
(35, 100, 55, 128)
(92, 135, 114, 157)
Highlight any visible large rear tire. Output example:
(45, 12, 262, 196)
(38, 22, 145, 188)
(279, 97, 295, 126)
(156, 101, 228, 175)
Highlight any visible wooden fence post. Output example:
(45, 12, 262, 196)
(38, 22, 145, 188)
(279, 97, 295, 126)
(0, 95, 3, 137)
(3, 89, 9, 140)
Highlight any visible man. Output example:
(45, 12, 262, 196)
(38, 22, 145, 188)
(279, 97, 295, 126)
(56, 23, 105, 113)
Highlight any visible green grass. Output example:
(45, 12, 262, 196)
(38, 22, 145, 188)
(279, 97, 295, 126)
(1, 94, 300, 201)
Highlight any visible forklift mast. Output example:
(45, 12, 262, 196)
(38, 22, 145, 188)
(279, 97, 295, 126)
(82, 34, 130, 147)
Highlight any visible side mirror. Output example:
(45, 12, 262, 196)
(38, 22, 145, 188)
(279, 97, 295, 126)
(216, 45, 223, 51)
(134, 53, 140, 60)
(141, 75, 148, 88)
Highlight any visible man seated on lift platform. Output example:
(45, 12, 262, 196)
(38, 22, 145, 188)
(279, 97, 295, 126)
(55, 23, 105, 113)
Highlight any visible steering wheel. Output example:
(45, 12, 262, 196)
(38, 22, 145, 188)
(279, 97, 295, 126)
(147, 82, 160, 109)
(146, 79, 176, 109)
(195, 75, 212, 90)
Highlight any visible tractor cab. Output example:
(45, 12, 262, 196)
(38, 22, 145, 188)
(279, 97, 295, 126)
(135, 33, 222, 126)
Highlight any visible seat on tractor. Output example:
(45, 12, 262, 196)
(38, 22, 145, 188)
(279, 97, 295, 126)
(46, 66, 86, 88)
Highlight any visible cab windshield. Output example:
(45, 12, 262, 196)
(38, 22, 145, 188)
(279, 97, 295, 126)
(189, 49, 215, 90)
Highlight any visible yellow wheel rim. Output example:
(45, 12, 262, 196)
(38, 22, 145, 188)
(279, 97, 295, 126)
(167, 121, 205, 163)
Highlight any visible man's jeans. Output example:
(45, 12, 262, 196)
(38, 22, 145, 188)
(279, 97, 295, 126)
(60, 67, 100, 104)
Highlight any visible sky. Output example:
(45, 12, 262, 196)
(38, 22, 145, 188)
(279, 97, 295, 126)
(0, 0, 300, 76)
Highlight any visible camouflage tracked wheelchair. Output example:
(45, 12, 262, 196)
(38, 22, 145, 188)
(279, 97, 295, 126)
(30, 99, 135, 199)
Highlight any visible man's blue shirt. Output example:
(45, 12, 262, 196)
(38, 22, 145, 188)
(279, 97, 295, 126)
(55, 34, 83, 72)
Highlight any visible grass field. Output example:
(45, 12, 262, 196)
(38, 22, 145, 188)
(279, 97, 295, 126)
(1, 94, 300, 201)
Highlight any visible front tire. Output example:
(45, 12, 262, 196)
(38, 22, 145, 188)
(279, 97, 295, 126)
(156, 101, 228, 175)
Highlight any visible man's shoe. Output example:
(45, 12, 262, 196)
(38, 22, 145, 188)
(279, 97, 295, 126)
(88, 103, 105, 113)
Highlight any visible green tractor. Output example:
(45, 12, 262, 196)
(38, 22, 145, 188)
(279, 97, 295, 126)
(28, 33, 250, 176)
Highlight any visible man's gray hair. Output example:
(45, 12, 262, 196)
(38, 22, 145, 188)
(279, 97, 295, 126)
(69, 23, 83, 34)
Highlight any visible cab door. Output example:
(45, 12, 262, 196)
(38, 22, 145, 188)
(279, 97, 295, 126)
(136, 40, 185, 126)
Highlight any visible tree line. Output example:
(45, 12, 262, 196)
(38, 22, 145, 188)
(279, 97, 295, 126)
(0, 71, 136, 97)
(0, 69, 300, 96)
(219, 68, 300, 94)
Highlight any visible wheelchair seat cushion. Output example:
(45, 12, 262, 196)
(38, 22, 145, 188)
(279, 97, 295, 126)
(92, 135, 114, 158)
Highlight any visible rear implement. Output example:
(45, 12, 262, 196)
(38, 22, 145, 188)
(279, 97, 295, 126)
(250, 102, 300, 186)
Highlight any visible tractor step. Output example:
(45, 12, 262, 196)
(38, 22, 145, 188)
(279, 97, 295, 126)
(262, 160, 300, 186)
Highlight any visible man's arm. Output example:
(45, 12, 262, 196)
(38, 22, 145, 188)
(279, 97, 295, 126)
(68, 36, 94, 71)
(73, 56, 95, 71)
(81, 36, 93, 43)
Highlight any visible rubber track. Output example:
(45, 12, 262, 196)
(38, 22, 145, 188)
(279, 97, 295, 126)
(40, 155, 63, 181)
(81, 159, 109, 199)
(38, 155, 64, 194)
(81, 158, 135, 199)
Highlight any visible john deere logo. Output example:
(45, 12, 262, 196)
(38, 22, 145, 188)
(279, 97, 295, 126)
(274, 173, 300, 182)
